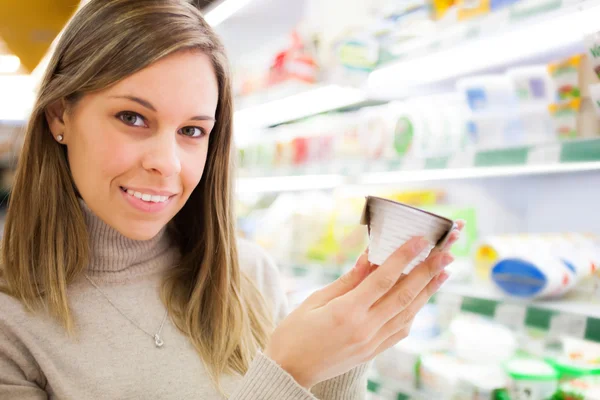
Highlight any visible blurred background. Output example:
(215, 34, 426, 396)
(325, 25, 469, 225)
(1, 0, 600, 398)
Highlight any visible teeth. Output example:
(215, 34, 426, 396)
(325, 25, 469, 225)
(123, 187, 169, 203)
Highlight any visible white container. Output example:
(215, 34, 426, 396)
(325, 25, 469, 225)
(466, 112, 524, 149)
(505, 358, 559, 400)
(507, 65, 556, 105)
(450, 315, 517, 364)
(360, 196, 456, 272)
(457, 75, 518, 112)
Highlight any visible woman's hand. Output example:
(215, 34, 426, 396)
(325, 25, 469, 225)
(264, 223, 463, 389)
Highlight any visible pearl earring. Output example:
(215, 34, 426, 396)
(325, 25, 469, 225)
(57, 134, 64, 142)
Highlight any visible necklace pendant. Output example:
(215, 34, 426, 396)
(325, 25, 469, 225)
(154, 334, 164, 348)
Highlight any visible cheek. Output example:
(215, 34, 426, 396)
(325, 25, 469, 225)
(179, 144, 209, 194)
(67, 119, 137, 187)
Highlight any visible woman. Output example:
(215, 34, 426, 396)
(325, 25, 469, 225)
(0, 1, 460, 399)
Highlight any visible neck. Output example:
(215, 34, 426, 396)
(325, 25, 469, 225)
(80, 201, 179, 283)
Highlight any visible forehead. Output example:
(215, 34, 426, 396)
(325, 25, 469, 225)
(101, 50, 219, 116)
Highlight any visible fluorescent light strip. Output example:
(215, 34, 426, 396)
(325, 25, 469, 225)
(204, 0, 255, 27)
(235, 174, 346, 193)
(368, 4, 600, 92)
(234, 85, 366, 128)
(359, 161, 600, 185)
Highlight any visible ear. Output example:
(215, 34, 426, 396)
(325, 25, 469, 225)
(45, 99, 67, 142)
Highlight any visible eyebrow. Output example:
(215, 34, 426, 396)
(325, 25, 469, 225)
(110, 95, 216, 121)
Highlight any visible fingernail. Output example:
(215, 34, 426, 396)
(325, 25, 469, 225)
(437, 253, 454, 270)
(437, 271, 451, 285)
(413, 237, 428, 253)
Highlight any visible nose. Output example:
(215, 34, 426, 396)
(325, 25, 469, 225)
(141, 133, 182, 177)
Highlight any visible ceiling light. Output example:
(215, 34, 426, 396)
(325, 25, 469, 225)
(204, 0, 255, 27)
(0, 55, 21, 74)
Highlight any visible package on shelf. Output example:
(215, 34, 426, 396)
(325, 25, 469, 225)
(449, 314, 517, 364)
(458, 75, 519, 113)
(504, 357, 559, 400)
(547, 54, 599, 102)
(506, 65, 556, 105)
(432, 0, 458, 20)
(374, 334, 440, 389)
(356, 104, 397, 161)
(457, 0, 491, 20)
(547, 336, 600, 382)
(389, 93, 468, 157)
(548, 98, 600, 140)
(556, 375, 600, 399)
(585, 32, 600, 80)
(419, 351, 508, 399)
(458, 74, 538, 148)
(474, 233, 600, 299)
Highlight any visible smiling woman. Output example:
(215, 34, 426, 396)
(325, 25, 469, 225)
(0, 1, 459, 399)
(46, 50, 219, 239)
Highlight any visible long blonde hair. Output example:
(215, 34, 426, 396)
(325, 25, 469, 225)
(0, 0, 273, 393)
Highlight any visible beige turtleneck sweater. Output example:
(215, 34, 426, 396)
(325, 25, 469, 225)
(0, 204, 368, 399)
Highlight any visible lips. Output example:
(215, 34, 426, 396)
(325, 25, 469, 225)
(120, 187, 173, 203)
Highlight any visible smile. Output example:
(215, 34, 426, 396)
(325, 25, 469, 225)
(120, 187, 171, 203)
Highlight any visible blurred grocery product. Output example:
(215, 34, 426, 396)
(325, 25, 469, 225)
(548, 98, 600, 140)
(475, 234, 600, 299)
(585, 31, 600, 80)
(505, 357, 559, 400)
(457, 0, 491, 20)
(555, 375, 600, 399)
(547, 336, 600, 381)
(548, 54, 600, 102)
(458, 75, 518, 112)
(507, 66, 556, 105)
(450, 314, 517, 364)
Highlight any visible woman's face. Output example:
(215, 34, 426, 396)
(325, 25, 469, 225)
(49, 51, 219, 240)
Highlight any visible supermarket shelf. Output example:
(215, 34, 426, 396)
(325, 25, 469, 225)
(233, 84, 367, 128)
(231, 0, 600, 128)
(434, 282, 600, 343)
(368, 0, 600, 97)
(236, 138, 600, 192)
(235, 174, 346, 193)
(358, 160, 600, 185)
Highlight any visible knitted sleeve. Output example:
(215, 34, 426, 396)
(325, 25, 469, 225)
(233, 239, 368, 400)
(0, 297, 48, 400)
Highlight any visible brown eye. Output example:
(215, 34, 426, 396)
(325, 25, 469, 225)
(179, 126, 204, 138)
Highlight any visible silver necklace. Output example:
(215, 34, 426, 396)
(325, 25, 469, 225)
(85, 275, 168, 348)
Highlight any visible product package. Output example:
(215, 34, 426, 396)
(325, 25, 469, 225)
(360, 196, 456, 271)
(504, 358, 559, 400)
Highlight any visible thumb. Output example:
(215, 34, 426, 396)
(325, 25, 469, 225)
(309, 249, 374, 306)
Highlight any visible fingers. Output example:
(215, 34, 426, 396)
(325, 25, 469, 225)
(346, 237, 429, 308)
(440, 229, 460, 252)
(307, 249, 374, 307)
(371, 251, 454, 323)
(370, 271, 450, 357)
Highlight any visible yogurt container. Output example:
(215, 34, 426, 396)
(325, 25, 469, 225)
(504, 358, 559, 400)
(556, 375, 600, 400)
(360, 196, 456, 272)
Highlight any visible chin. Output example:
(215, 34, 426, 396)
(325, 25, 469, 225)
(116, 221, 167, 241)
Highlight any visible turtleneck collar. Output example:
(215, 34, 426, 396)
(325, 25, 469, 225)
(80, 200, 180, 283)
